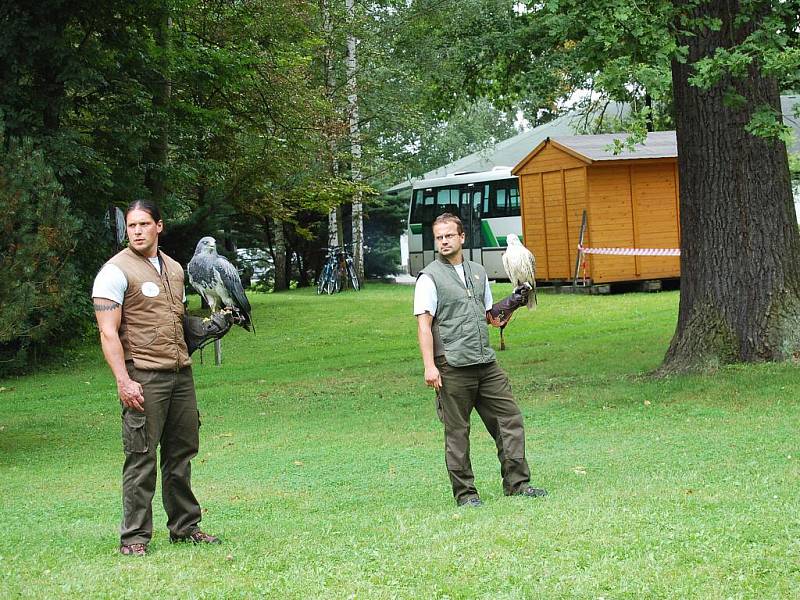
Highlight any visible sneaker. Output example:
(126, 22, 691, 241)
(170, 529, 221, 544)
(457, 497, 483, 507)
(119, 543, 148, 556)
(515, 486, 548, 498)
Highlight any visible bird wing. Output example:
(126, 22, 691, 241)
(504, 246, 538, 309)
(518, 247, 536, 283)
(214, 255, 252, 315)
(187, 255, 214, 304)
(515, 247, 537, 309)
(503, 246, 533, 286)
(500, 250, 515, 287)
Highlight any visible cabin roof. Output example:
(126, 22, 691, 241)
(512, 130, 677, 174)
(552, 131, 677, 161)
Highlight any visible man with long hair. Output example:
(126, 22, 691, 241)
(92, 200, 220, 555)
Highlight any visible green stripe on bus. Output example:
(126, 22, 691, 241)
(481, 220, 499, 247)
(410, 223, 422, 234)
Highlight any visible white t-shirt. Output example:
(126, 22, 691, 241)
(92, 257, 178, 304)
(413, 262, 493, 316)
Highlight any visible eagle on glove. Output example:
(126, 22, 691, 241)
(187, 236, 254, 332)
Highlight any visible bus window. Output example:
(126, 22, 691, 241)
(490, 180, 520, 218)
(436, 187, 458, 217)
(422, 190, 436, 250)
(410, 189, 423, 222)
(496, 188, 508, 216)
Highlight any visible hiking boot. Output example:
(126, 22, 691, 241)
(119, 543, 148, 556)
(514, 486, 548, 498)
(457, 497, 483, 507)
(169, 529, 221, 544)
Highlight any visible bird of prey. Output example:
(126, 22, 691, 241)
(502, 233, 537, 310)
(187, 236, 254, 332)
(496, 233, 537, 351)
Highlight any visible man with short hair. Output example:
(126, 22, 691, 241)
(414, 212, 547, 506)
(93, 200, 221, 556)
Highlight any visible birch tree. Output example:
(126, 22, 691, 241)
(346, 0, 364, 283)
(321, 0, 342, 249)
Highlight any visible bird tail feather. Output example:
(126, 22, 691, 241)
(527, 280, 537, 309)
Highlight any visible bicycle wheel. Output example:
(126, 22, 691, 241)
(317, 261, 331, 294)
(317, 269, 326, 294)
(326, 265, 338, 294)
(347, 259, 360, 291)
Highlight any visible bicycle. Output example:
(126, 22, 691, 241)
(317, 245, 361, 294)
(317, 249, 338, 294)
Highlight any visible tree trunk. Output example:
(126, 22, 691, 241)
(144, 3, 171, 204)
(346, 0, 364, 283)
(273, 219, 288, 291)
(321, 0, 342, 250)
(661, 0, 800, 373)
(295, 250, 309, 287)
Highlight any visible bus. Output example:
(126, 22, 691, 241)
(406, 167, 521, 279)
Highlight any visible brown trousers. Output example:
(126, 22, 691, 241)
(434, 357, 531, 503)
(120, 363, 202, 544)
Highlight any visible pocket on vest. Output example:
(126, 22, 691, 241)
(439, 322, 463, 346)
(122, 411, 148, 454)
(128, 326, 158, 348)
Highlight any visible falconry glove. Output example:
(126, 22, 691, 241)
(183, 310, 236, 355)
(488, 283, 533, 326)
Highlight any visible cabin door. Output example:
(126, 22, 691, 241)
(460, 187, 482, 265)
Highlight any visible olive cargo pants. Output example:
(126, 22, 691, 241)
(434, 357, 531, 503)
(120, 364, 202, 545)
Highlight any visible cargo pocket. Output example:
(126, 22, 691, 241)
(434, 392, 445, 423)
(122, 411, 148, 454)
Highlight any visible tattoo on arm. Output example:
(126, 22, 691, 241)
(93, 301, 121, 312)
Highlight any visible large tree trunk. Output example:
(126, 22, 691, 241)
(346, 0, 364, 283)
(662, 0, 800, 373)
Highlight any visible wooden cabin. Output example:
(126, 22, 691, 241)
(511, 131, 680, 285)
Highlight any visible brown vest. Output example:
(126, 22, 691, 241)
(108, 247, 191, 371)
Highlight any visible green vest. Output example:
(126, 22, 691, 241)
(420, 257, 496, 367)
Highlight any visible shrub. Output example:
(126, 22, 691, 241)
(0, 135, 87, 375)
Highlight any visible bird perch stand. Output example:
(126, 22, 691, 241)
(214, 339, 222, 366)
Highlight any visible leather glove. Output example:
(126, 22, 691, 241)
(183, 310, 236, 355)
(488, 283, 532, 326)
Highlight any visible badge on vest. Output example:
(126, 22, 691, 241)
(141, 281, 160, 297)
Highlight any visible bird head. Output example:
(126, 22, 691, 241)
(194, 236, 218, 256)
(506, 233, 521, 246)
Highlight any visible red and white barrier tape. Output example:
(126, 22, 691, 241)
(578, 244, 680, 256)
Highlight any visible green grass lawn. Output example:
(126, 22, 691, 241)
(2, 284, 799, 599)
